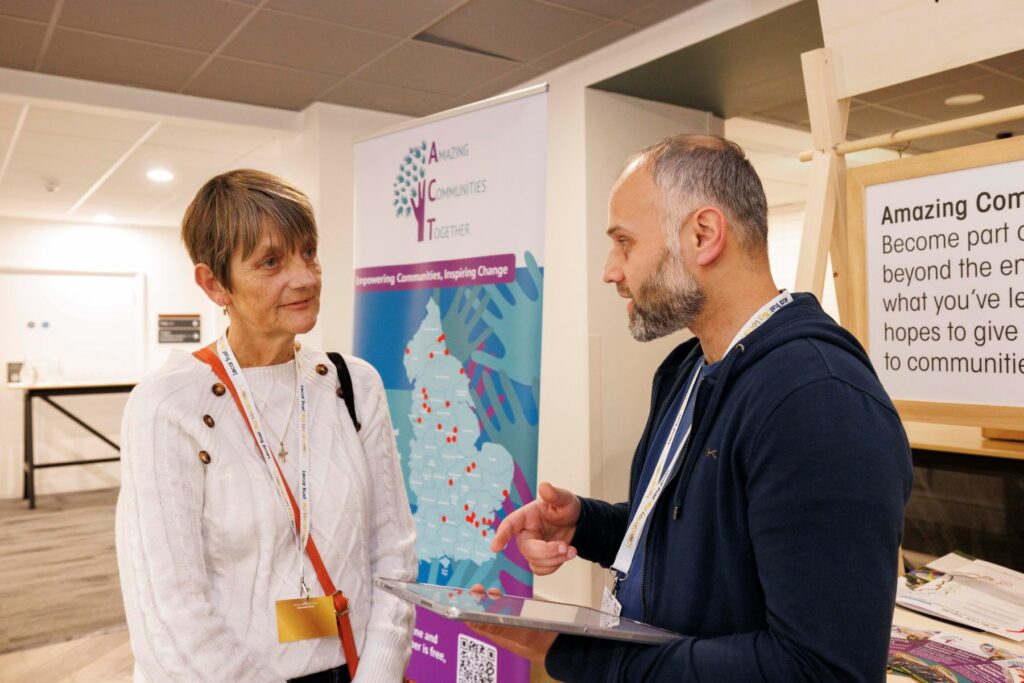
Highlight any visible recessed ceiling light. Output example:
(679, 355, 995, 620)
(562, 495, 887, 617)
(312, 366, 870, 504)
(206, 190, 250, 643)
(944, 93, 985, 106)
(93, 214, 114, 223)
(146, 168, 174, 182)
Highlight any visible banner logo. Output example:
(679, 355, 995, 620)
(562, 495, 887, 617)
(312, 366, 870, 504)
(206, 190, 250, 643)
(393, 142, 431, 242)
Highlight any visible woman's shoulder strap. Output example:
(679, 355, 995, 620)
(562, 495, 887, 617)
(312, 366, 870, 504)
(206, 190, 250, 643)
(326, 352, 361, 432)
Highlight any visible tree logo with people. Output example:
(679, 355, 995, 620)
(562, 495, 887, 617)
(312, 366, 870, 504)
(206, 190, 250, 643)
(393, 141, 430, 242)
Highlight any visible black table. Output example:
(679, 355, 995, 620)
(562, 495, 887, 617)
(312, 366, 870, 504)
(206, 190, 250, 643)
(14, 382, 135, 508)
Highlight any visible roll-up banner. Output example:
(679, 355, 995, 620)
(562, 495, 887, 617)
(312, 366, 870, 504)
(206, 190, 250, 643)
(353, 86, 547, 683)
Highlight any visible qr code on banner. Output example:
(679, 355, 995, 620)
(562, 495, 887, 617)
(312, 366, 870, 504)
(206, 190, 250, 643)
(457, 633, 497, 683)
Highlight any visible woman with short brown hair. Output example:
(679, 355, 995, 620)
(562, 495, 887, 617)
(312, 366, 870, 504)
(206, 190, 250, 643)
(116, 169, 415, 682)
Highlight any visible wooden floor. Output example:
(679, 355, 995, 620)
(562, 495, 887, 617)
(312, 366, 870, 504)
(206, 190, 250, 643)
(0, 488, 560, 682)
(0, 488, 125, 654)
(0, 627, 132, 683)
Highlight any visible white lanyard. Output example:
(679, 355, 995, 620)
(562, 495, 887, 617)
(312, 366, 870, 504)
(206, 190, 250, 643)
(216, 335, 312, 597)
(610, 290, 792, 582)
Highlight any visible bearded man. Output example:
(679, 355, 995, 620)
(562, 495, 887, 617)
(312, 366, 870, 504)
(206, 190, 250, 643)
(478, 135, 914, 681)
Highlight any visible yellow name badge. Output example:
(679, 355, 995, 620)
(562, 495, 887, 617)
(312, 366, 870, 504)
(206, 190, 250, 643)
(276, 596, 339, 643)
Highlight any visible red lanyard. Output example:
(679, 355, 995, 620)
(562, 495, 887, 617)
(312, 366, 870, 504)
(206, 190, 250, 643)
(193, 346, 359, 678)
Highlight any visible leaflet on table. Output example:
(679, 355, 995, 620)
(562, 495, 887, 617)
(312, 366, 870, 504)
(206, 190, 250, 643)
(896, 553, 1024, 643)
(889, 624, 1024, 683)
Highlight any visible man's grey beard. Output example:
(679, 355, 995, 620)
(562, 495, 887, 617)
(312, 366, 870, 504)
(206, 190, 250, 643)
(627, 248, 705, 342)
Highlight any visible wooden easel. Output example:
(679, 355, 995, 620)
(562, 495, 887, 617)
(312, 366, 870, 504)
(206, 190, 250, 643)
(794, 47, 1024, 444)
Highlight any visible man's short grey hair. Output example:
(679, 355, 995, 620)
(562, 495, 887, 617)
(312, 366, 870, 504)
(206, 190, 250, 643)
(628, 134, 769, 256)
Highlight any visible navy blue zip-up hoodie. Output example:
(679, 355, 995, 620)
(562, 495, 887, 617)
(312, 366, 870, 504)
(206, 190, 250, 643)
(546, 293, 913, 682)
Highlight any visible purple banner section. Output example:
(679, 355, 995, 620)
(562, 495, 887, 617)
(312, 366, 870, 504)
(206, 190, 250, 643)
(407, 607, 530, 683)
(355, 254, 516, 292)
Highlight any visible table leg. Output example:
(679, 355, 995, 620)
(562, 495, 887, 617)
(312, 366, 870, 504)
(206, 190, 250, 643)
(23, 391, 34, 509)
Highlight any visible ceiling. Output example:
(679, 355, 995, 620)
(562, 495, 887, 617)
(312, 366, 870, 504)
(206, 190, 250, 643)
(595, 0, 1024, 154)
(0, 100, 290, 227)
(0, 0, 708, 116)
(1, 0, 1022, 230)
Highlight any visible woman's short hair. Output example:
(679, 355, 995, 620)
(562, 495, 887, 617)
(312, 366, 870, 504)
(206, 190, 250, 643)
(181, 169, 317, 290)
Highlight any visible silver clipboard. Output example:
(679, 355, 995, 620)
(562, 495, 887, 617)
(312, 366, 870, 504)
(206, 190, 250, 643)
(376, 578, 680, 645)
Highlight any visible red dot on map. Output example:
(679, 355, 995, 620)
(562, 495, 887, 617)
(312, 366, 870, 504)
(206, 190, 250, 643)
(459, 368, 465, 375)
(445, 400, 451, 408)
(429, 352, 434, 359)
(417, 417, 422, 424)
(427, 407, 432, 413)
(437, 334, 446, 343)
(437, 423, 443, 430)
(405, 348, 410, 354)
(453, 427, 459, 433)
(475, 521, 480, 528)
(464, 504, 469, 511)
(448, 479, 453, 486)
(452, 436, 457, 443)
(471, 462, 477, 469)
(422, 402, 427, 409)
(466, 466, 471, 473)
(441, 515, 446, 523)
(481, 530, 486, 537)
(503, 489, 509, 498)
(444, 349, 449, 356)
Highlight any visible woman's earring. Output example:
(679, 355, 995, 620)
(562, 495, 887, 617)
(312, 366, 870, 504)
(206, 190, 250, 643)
(222, 306, 228, 316)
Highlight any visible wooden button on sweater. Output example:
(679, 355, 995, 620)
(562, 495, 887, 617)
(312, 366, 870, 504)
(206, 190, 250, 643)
(202, 415, 215, 428)
(212, 383, 226, 396)
(198, 450, 211, 464)
(316, 364, 329, 375)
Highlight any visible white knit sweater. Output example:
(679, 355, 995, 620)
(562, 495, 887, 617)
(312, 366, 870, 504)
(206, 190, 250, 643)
(115, 347, 416, 682)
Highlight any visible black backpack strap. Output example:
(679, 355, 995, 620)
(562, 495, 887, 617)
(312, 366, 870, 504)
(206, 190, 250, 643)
(326, 352, 361, 432)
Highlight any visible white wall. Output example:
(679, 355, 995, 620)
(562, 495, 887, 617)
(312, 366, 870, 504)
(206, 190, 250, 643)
(0, 216, 211, 498)
(525, 0, 800, 605)
(583, 89, 722, 602)
(296, 103, 408, 355)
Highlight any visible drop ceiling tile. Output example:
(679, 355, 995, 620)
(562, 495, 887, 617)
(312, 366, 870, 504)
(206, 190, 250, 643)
(458, 65, 544, 102)
(622, 0, 708, 27)
(17, 131, 135, 163)
(222, 9, 396, 76)
(0, 0, 57, 22)
(0, 103, 26, 129)
(422, 0, 607, 63)
(183, 57, 339, 110)
(267, 0, 463, 37)
(147, 124, 274, 155)
(24, 107, 154, 142)
(856, 65, 989, 104)
(357, 40, 518, 96)
(531, 21, 635, 72)
(980, 49, 1024, 74)
(882, 74, 1024, 122)
(907, 130, 991, 154)
(59, 0, 252, 51)
(750, 98, 810, 127)
(846, 105, 928, 139)
(975, 120, 1024, 138)
(0, 16, 46, 68)
(41, 28, 207, 91)
(321, 79, 452, 116)
(545, 0, 649, 20)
